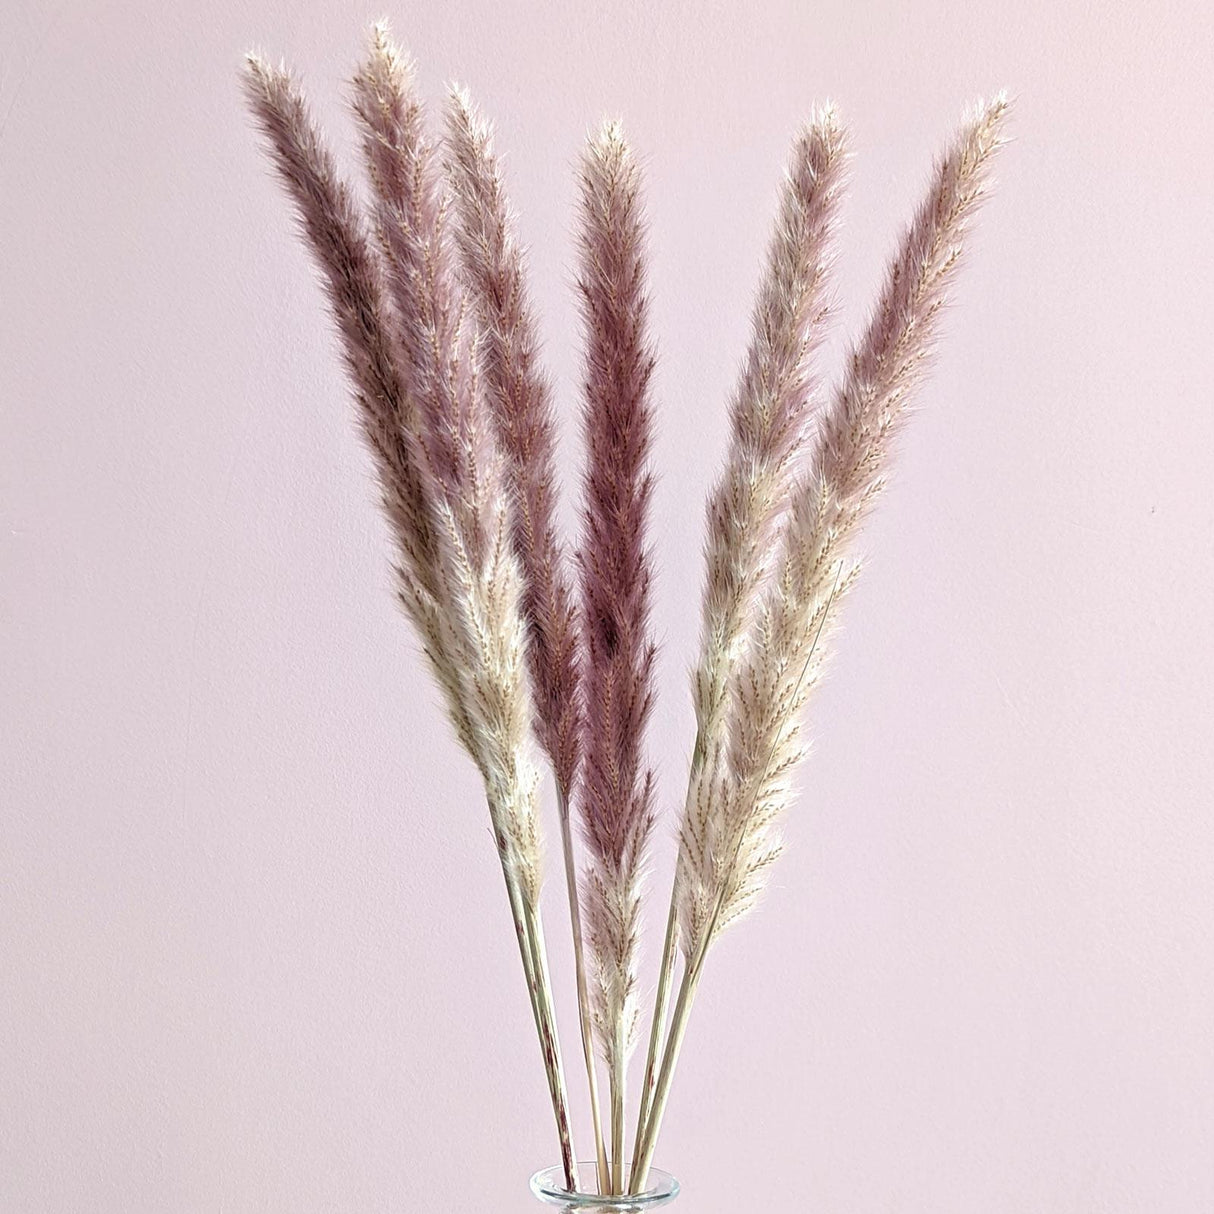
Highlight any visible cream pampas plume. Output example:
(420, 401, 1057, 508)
(701, 91, 1011, 951)
(576, 121, 659, 1192)
(243, 36, 579, 1192)
(631, 94, 1010, 1191)
(634, 107, 849, 1159)
(692, 105, 849, 758)
(443, 85, 608, 1191)
(671, 108, 851, 968)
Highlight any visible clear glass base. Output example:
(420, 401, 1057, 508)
(530, 1163, 679, 1211)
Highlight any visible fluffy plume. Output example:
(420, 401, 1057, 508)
(677, 94, 1011, 959)
(347, 27, 582, 1181)
(349, 30, 486, 539)
(671, 107, 848, 973)
(444, 85, 611, 1191)
(628, 95, 1010, 1195)
(575, 120, 659, 1182)
(240, 57, 439, 597)
(444, 86, 583, 796)
(342, 23, 548, 905)
(691, 107, 849, 759)
(239, 54, 476, 745)
(636, 111, 848, 1160)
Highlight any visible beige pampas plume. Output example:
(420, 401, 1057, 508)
(345, 22, 544, 921)
(631, 94, 1010, 1192)
(347, 24, 582, 1187)
(634, 107, 849, 1160)
(703, 92, 1012, 948)
(443, 85, 611, 1192)
(443, 85, 582, 798)
(692, 105, 849, 758)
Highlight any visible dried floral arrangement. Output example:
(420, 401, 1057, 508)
(243, 24, 1007, 1202)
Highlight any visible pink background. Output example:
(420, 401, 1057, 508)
(3, 1, 1213, 1210)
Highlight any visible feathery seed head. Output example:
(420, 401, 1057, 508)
(678, 95, 1008, 959)
(443, 83, 584, 798)
(575, 119, 659, 1069)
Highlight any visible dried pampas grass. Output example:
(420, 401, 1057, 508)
(631, 93, 1010, 1190)
(244, 32, 578, 1191)
(244, 32, 1008, 1195)
(574, 120, 660, 1194)
(635, 106, 850, 1160)
(444, 84, 609, 1191)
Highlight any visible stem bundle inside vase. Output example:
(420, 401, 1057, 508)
(243, 25, 1008, 1196)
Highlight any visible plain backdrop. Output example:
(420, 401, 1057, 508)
(3, 1, 1213, 1210)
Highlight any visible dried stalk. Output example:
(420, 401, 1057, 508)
(631, 568, 841, 1192)
(631, 896, 676, 1178)
(501, 844, 577, 1187)
(445, 88, 608, 1193)
(521, 899, 578, 1188)
(632, 107, 848, 1173)
(246, 37, 1007, 1192)
(575, 119, 660, 1193)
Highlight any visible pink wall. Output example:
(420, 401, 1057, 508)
(3, 0, 1213, 1209)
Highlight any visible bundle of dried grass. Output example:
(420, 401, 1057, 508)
(243, 32, 579, 1191)
(631, 94, 1010, 1190)
(243, 30, 1008, 1195)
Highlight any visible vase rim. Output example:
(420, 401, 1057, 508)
(530, 1163, 679, 1208)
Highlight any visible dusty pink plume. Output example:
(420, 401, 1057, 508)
(240, 54, 440, 610)
(575, 120, 659, 1191)
(239, 53, 485, 763)
(443, 84, 609, 1191)
(443, 85, 583, 800)
(815, 96, 1009, 497)
(349, 26, 496, 555)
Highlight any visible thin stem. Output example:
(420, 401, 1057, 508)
(524, 901, 579, 1192)
(632, 569, 845, 1192)
(632, 720, 709, 1172)
(502, 878, 569, 1186)
(556, 783, 611, 1193)
(631, 894, 677, 1174)
(499, 859, 576, 1193)
(610, 1028, 626, 1193)
(629, 948, 705, 1193)
(501, 848, 544, 1041)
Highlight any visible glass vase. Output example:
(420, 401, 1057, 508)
(530, 1163, 679, 1212)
